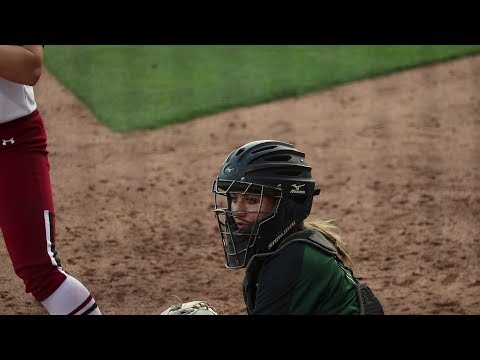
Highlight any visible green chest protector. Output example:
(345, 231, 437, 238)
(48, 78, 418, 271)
(243, 229, 384, 315)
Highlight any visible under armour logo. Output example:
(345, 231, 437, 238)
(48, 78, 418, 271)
(2, 137, 15, 146)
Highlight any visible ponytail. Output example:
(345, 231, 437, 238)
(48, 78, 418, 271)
(303, 219, 355, 271)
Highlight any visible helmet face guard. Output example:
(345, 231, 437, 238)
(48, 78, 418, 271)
(212, 140, 320, 268)
(212, 179, 282, 268)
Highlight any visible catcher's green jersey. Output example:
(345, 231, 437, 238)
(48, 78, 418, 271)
(243, 229, 362, 315)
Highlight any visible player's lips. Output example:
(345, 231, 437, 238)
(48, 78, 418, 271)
(236, 221, 249, 229)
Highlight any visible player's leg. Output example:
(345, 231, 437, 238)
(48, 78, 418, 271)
(0, 111, 101, 315)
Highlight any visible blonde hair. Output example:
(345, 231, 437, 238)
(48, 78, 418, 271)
(303, 219, 355, 271)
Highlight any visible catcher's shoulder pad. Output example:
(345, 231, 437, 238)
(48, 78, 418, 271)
(160, 300, 219, 315)
(279, 229, 338, 257)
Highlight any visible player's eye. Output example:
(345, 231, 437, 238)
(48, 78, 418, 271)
(247, 197, 260, 205)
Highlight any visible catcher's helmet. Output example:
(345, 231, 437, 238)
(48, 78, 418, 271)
(212, 140, 320, 268)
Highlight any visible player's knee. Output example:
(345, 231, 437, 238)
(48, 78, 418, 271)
(16, 264, 67, 302)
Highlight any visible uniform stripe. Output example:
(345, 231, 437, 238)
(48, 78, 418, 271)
(44, 210, 61, 267)
(68, 294, 96, 315)
(81, 302, 99, 315)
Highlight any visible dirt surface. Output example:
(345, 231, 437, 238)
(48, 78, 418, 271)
(1, 55, 479, 315)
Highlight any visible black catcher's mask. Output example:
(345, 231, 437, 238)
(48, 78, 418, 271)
(212, 140, 320, 268)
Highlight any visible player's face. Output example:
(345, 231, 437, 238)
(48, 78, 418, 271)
(229, 193, 275, 230)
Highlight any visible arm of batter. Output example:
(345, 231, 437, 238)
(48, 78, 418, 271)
(0, 45, 44, 86)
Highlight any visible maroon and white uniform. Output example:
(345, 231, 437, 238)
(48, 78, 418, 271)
(0, 74, 100, 314)
(0, 77, 68, 300)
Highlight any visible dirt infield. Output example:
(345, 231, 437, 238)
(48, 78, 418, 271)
(1, 55, 479, 315)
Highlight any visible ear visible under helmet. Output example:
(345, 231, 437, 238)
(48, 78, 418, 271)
(212, 140, 320, 268)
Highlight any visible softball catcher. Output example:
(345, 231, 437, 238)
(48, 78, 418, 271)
(211, 140, 384, 315)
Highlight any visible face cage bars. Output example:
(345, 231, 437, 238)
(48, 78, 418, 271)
(212, 178, 283, 267)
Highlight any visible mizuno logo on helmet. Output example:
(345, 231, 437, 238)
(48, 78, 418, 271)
(225, 166, 236, 173)
(290, 184, 305, 194)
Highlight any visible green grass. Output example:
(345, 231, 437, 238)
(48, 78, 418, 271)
(44, 45, 480, 132)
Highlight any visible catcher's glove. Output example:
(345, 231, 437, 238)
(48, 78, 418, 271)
(160, 300, 219, 315)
